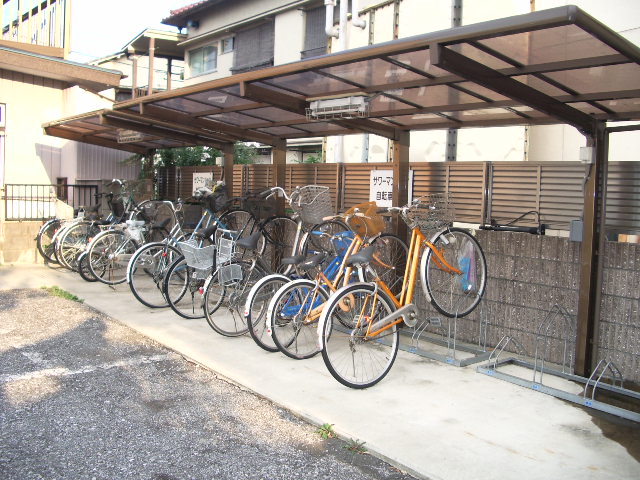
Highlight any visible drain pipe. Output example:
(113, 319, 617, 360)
(351, 0, 366, 29)
(334, 1, 349, 163)
(324, 0, 338, 38)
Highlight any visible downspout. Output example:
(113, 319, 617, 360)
(324, 0, 338, 38)
(335, 0, 348, 163)
(351, 0, 367, 29)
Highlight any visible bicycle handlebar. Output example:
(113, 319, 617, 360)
(479, 223, 546, 235)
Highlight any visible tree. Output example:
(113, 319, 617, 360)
(154, 146, 221, 167)
(233, 142, 258, 164)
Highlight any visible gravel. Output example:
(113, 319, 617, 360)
(0, 289, 419, 480)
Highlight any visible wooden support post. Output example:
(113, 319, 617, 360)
(131, 56, 138, 99)
(575, 124, 608, 378)
(272, 140, 287, 215)
(222, 144, 235, 198)
(148, 37, 155, 96)
(167, 57, 172, 91)
(391, 130, 409, 238)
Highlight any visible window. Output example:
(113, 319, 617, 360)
(189, 45, 218, 76)
(221, 37, 235, 54)
(302, 6, 327, 59)
(232, 22, 274, 74)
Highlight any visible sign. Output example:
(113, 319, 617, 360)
(369, 170, 415, 207)
(117, 129, 146, 143)
(193, 172, 213, 193)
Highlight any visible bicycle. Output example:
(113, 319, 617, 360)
(317, 193, 487, 388)
(266, 201, 408, 360)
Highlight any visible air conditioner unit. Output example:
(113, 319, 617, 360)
(306, 95, 370, 120)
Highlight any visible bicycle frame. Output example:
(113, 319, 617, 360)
(359, 226, 462, 338)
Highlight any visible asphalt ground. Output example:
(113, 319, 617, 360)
(0, 288, 419, 480)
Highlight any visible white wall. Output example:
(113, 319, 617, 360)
(274, 8, 304, 65)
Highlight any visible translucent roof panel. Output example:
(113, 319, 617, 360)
(44, 6, 640, 152)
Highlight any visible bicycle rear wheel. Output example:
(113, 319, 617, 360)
(420, 227, 486, 318)
(260, 215, 298, 272)
(128, 242, 182, 308)
(217, 209, 264, 255)
(77, 251, 98, 282)
(56, 221, 99, 271)
(370, 233, 408, 296)
(268, 278, 328, 360)
(319, 283, 399, 389)
(244, 274, 290, 352)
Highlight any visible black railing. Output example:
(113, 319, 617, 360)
(3, 184, 99, 221)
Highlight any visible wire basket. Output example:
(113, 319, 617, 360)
(216, 229, 237, 265)
(404, 193, 454, 233)
(344, 201, 385, 237)
(242, 192, 276, 220)
(125, 219, 146, 243)
(291, 185, 333, 225)
(178, 239, 216, 271)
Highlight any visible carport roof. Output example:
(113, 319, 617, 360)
(43, 5, 640, 153)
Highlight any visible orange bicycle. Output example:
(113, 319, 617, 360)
(318, 194, 487, 388)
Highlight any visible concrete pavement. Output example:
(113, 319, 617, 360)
(1, 264, 639, 480)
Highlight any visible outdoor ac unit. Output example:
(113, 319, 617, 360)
(306, 95, 370, 120)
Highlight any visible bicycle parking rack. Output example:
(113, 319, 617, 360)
(399, 301, 492, 367)
(476, 305, 640, 422)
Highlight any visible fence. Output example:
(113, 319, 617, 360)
(157, 161, 640, 235)
(3, 184, 99, 221)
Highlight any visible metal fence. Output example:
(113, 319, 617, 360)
(156, 161, 640, 235)
(3, 184, 99, 221)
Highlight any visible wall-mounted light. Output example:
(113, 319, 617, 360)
(187, 19, 199, 29)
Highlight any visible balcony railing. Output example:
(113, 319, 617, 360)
(3, 184, 99, 221)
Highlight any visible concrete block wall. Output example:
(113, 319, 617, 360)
(415, 230, 640, 384)
(0, 220, 43, 264)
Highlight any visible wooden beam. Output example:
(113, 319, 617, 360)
(222, 143, 234, 199)
(43, 125, 149, 155)
(239, 81, 307, 114)
(391, 131, 410, 239)
(333, 118, 399, 140)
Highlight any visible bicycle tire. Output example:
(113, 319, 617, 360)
(56, 221, 99, 271)
(36, 218, 61, 264)
(260, 215, 298, 272)
(420, 227, 487, 318)
(244, 274, 290, 352)
(268, 278, 329, 360)
(87, 229, 139, 285)
(128, 242, 182, 308)
(163, 255, 208, 319)
(302, 220, 350, 256)
(204, 260, 268, 337)
(319, 282, 399, 389)
(76, 251, 99, 282)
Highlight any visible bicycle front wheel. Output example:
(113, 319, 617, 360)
(319, 283, 399, 389)
(420, 227, 487, 318)
(36, 218, 61, 264)
(260, 215, 298, 272)
(128, 242, 182, 308)
(87, 230, 138, 285)
(244, 274, 290, 352)
(370, 233, 408, 296)
(268, 278, 328, 360)
(204, 260, 267, 337)
(163, 256, 208, 319)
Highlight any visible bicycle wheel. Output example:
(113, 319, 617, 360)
(56, 221, 99, 271)
(260, 215, 298, 272)
(420, 227, 487, 318)
(128, 242, 182, 308)
(217, 209, 265, 255)
(268, 278, 329, 360)
(302, 220, 350, 255)
(77, 251, 98, 282)
(36, 218, 61, 264)
(370, 233, 409, 296)
(163, 256, 209, 319)
(204, 260, 267, 337)
(244, 274, 290, 352)
(319, 283, 399, 389)
(87, 230, 138, 285)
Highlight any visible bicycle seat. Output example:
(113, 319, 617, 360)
(236, 231, 262, 251)
(280, 254, 306, 265)
(300, 253, 327, 271)
(345, 245, 375, 267)
(194, 225, 217, 241)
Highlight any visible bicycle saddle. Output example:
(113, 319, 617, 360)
(300, 253, 327, 271)
(345, 245, 375, 267)
(235, 231, 262, 251)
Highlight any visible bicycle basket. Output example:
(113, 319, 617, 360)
(218, 263, 243, 286)
(405, 193, 454, 232)
(178, 239, 216, 271)
(125, 219, 146, 243)
(207, 183, 230, 213)
(291, 185, 333, 225)
(216, 229, 237, 265)
(242, 192, 276, 220)
(344, 201, 385, 237)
